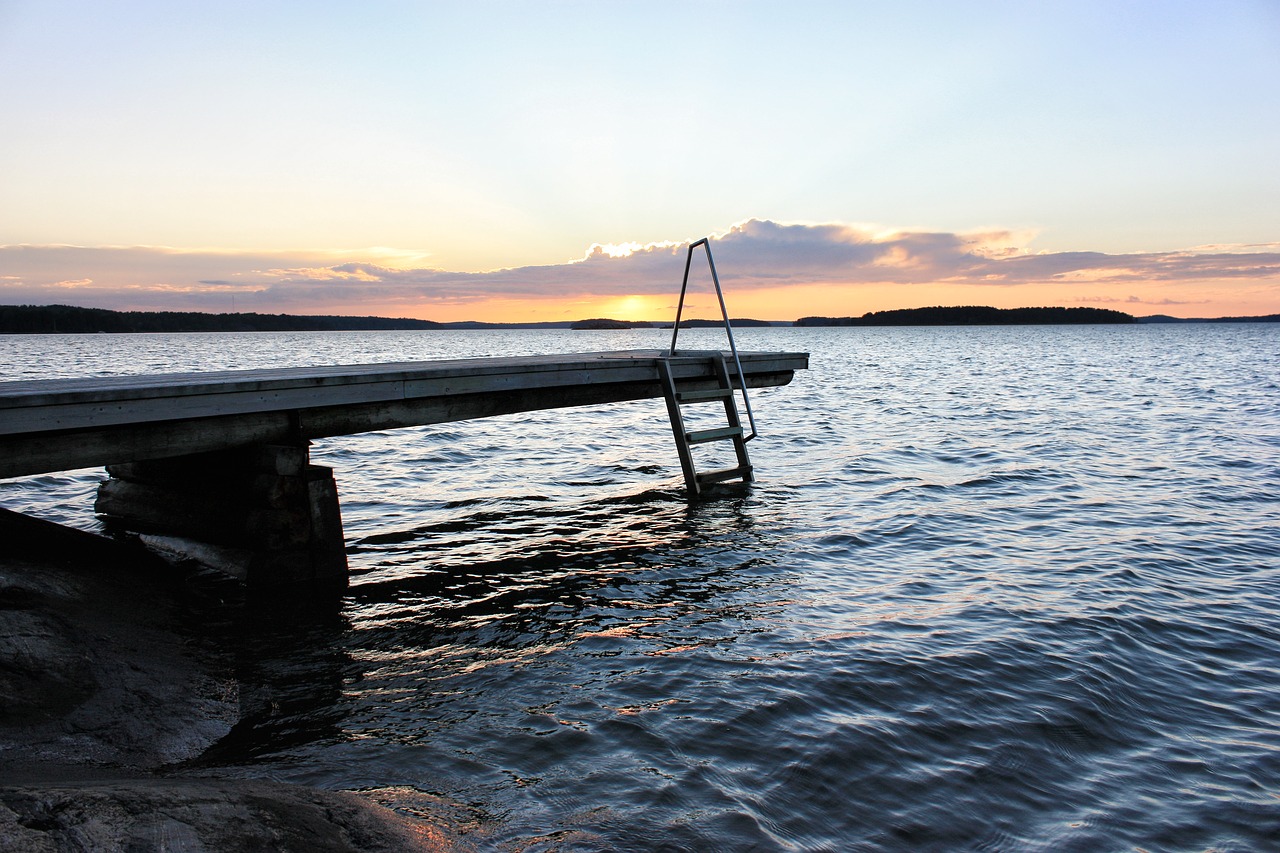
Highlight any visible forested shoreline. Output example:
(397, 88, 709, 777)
(796, 306, 1135, 325)
(2, 303, 1276, 334)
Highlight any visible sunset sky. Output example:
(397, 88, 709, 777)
(2, 1, 1277, 322)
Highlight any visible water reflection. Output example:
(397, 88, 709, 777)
(347, 486, 787, 661)
(199, 484, 795, 780)
(5, 325, 1279, 849)
(196, 596, 356, 762)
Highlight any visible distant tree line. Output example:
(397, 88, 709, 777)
(569, 318, 656, 329)
(1137, 313, 1280, 324)
(7, 303, 1271, 335)
(795, 306, 1136, 326)
(669, 318, 776, 328)
(0, 304, 448, 334)
(0, 306, 784, 334)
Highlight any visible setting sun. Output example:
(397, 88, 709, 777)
(599, 294, 666, 322)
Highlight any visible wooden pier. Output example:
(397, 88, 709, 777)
(0, 349, 807, 589)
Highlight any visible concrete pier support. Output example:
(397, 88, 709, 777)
(94, 443, 347, 591)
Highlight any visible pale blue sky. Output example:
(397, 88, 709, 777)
(1, 1, 1277, 318)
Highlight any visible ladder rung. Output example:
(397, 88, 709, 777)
(685, 426, 743, 444)
(696, 465, 753, 485)
(676, 387, 733, 404)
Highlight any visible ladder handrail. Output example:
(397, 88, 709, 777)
(667, 238, 758, 441)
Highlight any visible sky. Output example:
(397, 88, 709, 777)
(1, 0, 1278, 322)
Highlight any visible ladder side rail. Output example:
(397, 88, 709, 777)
(701, 242, 759, 441)
(657, 358, 701, 497)
(667, 240, 702, 356)
(712, 356, 754, 478)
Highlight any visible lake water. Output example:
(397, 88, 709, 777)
(2, 324, 1278, 850)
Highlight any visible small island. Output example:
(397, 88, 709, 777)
(569, 318, 655, 330)
(796, 306, 1135, 326)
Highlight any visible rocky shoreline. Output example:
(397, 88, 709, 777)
(1, 776, 449, 851)
(0, 509, 468, 851)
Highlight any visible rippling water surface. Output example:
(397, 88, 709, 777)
(3, 325, 1278, 850)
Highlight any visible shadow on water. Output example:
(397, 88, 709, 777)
(195, 482, 789, 771)
(193, 595, 356, 764)
(184, 482, 820, 850)
(346, 483, 783, 656)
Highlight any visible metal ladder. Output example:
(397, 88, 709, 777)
(658, 353, 754, 498)
(660, 238, 757, 498)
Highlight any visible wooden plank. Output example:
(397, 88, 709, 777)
(0, 370, 801, 479)
(0, 351, 807, 435)
(400, 363, 669, 399)
(0, 350, 807, 479)
(0, 379, 406, 435)
(0, 411, 296, 479)
(0, 350, 805, 408)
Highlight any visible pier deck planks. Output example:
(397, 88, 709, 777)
(0, 349, 808, 479)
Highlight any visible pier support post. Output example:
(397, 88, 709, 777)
(94, 443, 347, 591)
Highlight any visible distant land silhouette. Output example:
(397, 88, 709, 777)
(0, 305, 572, 334)
(797, 306, 1135, 325)
(668, 318, 777, 328)
(1134, 313, 1280, 324)
(570, 318, 776, 329)
(0, 305, 783, 334)
(0, 303, 1275, 334)
(798, 306, 1280, 325)
(570, 318, 653, 330)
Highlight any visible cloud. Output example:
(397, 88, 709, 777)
(2, 220, 1278, 314)
(1074, 295, 1211, 307)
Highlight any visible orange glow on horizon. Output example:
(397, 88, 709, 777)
(595, 294, 668, 322)
(265, 279, 1278, 325)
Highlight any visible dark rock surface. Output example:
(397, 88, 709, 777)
(0, 510, 239, 768)
(0, 777, 453, 852)
(0, 509, 468, 851)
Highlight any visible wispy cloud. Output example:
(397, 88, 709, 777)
(2, 220, 1278, 315)
(1073, 295, 1211, 307)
